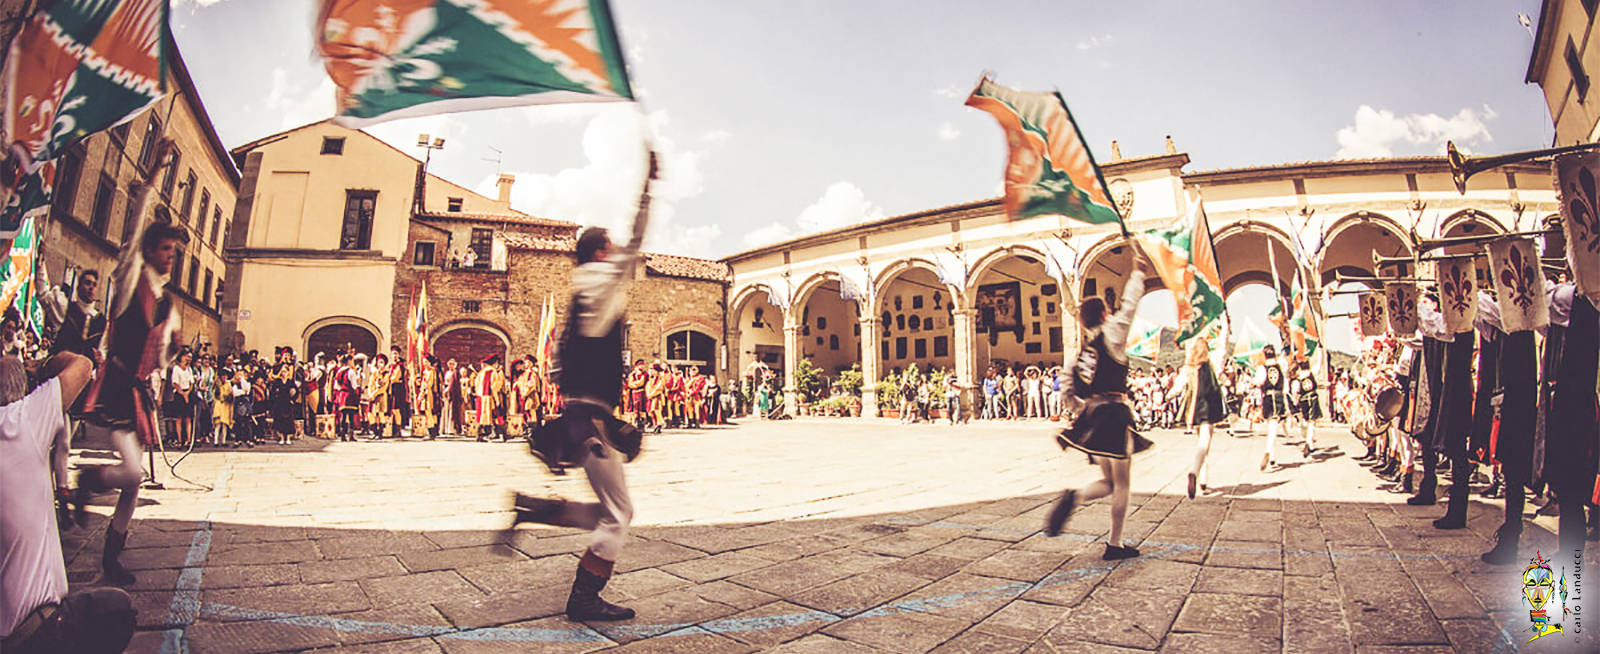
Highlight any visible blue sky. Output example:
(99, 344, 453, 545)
(172, 0, 1552, 271)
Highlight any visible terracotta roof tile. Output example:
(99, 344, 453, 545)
(503, 232, 576, 251)
(417, 210, 578, 228)
(644, 253, 730, 282)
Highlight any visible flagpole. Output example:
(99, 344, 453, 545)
(1265, 238, 1290, 348)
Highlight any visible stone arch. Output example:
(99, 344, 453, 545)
(965, 244, 1068, 374)
(730, 283, 785, 381)
(873, 258, 960, 377)
(790, 270, 862, 376)
(1076, 233, 1140, 314)
(965, 244, 1053, 294)
(1211, 220, 1299, 298)
(303, 315, 382, 359)
(661, 323, 719, 371)
(872, 258, 962, 315)
(1318, 211, 1415, 285)
(1439, 209, 1506, 239)
(792, 270, 844, 310)
(431, 319, 511, 366)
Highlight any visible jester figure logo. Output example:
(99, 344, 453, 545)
(1521, 552, 1570, 642)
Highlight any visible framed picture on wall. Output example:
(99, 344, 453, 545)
(976, 281, 1023, 331)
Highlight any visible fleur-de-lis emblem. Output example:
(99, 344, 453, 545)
(1441, 263, 1474, 315)
(1564, 163, 1600, 255)
(1361, 294, 1384, 330)
(1498, 243, 1538, 313)
(1387, 288, 1415, 325)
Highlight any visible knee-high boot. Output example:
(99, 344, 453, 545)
(102, 526, 137, 586)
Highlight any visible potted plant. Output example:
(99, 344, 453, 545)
(876, 369, 901, 418)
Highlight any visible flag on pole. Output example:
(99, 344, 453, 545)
(1135, 198, 1225, 343)
(536, 291, 561, 407)
(406, 280, 430, 361)
(1126, 316, 1163, 362)
(1231, 319, 1275, 367)
(1, 0, 170, 235)
(316, 0, 635, 128)
(0, 215, 44, 335)
(965, 76, 1122, 227)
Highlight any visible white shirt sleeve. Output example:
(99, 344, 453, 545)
(10, 379, 65, 453)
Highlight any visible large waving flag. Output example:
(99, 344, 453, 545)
(1126, 316, 1164, 362)
(317, 0, 635, 128)
(1, 0, 169, 235)
(965, 76, 1122, 227)
(1136, 198, 1226, 343)
(0, 215, 44, 335)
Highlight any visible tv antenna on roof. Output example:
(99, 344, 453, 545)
(483, 146, 503, 174)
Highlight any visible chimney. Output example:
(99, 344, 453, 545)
(496, 174, 515, 204)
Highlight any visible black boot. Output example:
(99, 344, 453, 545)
(1045, 489, 1077, 537)
(1483, 474, 1503, 498)
(1398, 470, 1414, 495)
(509, 493, 565, 528)
(1481, 526, 1520, 564)
(566, 566, 634, 621)
(1356, 445, 1377, 462)
(1408, 478, 1436, 506)
(102, 527, 137, 586)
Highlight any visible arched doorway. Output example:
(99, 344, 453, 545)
(432, 323, 509, 366)
(874, 262, 957, 378)
(1440, 210, 1504, 288)
(1213, 221, 1299, 299)
(305, 320, 378, 360)
(793, 274, 862, 378)
(664, 327, 717, 371)
(731, 286, 784, 379)
(1318, 212, 1414, 285)
(967, 249, 1065, 375)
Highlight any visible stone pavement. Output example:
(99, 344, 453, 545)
(56, 418, 1599, 653)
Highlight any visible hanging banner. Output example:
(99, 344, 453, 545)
(1435, 257, 1478, 334)
(1554, 151, 1600, 302)
(1486, 236, 1549, 333)
(1358, 291, 1387, 337)
(1384, 282, 1419, 336)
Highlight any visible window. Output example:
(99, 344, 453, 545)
(321, 137, 345, 155)
(137, 116, 162, 169)
(463, 300, 481, 313)
(179, 170, 197, 222)
(187, 256, 199, 294)
(413, 241, 437, 266)
(829, 335, 839, 350)
(203, 270, 214, 308)
(339, 190, 377, 249)
(214, 273, 224, 310)
(915, 339, 927, 359)
(120, 185, 142, 245)
(90, 175, 115, 237)
(171, 254, 184, 288)
(161, 149, 180, 198)
(817, 317, 827, 330)
(110, 122, 131, 145)
(447, 197, 464, 212)
(665, 329, 715, 366)
(895, 337, 907, 359)
(469, 228, 492, 267)
(51, 148, 83, 218)
(196, 190, 210, 241)
(1049, 327, 1063, 353)
(210, 206, 223, 245)
(1569, 38, 1591, 99)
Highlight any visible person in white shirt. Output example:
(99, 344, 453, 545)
(1, 352, 136, 653)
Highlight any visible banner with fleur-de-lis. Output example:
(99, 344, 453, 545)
(1486, 236, 1549, 333)
(1358, 291, 1387, 337)
(1434, 258, 1478, 333)
(1384, 282, 1419, 336)
(1554, 151, 1600, 302)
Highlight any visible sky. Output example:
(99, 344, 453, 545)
(168, 0, 1554, 351)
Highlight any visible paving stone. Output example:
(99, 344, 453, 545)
(1171, 592, 1282, 638)
(206, 539, 322, 566)
(769, 633, 879, 653)
(741, 534, 853, 562)
(204, 581, 371, 619)
(1104, 559, 1201, 592)
(361, 570, 483, 609)
(727, 557, 854, 596)
(962, 549, 1069, 582)
(1399, 557, 1486, 620)
(881, 552, 973, 580)
(611, 539, 706, 573)
(505, 531, 593, 558)
(859, 531, 958, 557)
(332, 604, 454, 647)
(929, 629, 1029, 653)
(1019, 552, 1115, 608)
(433, 616, 613, 653)
(1046, 586, 1185, 650)
(659, 550, 775, 583)
(1157, 632, 1280, 654)
(973, 599, 1066, 641)
(587, 589, 741, 643)
(1206, 539, 1283, 570)
(431, 585, 567, 628)
(129, 590, 180, 629)
(456, 554, 576, 594)
(318, 533, 440, 560)
(607, 567, 693, 600)
(200, 563, 300, 589)
(1439, 618, 1518, 653)
(689, 580, 781, 611)
(311, 637, 444, 653)
(894, 572, 1028, 622)
(702, 600, 840, 647)
(300, 556, 410, 584)
(186, 619, 340, 654)
(397, 544, 525, 573)
(790, 569, 930, 616)
(926, 537, 1011, 560)
(600, 625, 757, 653)
(821, 608, 971, 654)
(1193, 566, 1283, 597)
(119, 545, 193, 571)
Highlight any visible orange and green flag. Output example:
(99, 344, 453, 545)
(317, 0, 635, 128)
(965, 76, 1122, 227)
(1137, 198, 1226, 343)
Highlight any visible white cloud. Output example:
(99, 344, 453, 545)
(933, 85, 965, 99)
(739, 182, 886, 249)
(936, 122, 960, 141)
(477, 105, 710, 256)
(1335, 104, 1496, 158)
(1076, 34, 1114, 51)
(743, 222, 796, 249)
(264, 67, 336, 131)
(701, 129, 731, 143)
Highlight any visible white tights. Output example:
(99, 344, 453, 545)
(1191, 422, 1213, 487)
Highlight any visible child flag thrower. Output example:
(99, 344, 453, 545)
(316, 0, 653, 622)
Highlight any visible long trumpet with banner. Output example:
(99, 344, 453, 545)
(1358, 291, 1387, 337)
(1485, 236, 1549, 334)
(1554, 150, 1600, 302)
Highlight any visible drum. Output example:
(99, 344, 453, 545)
(316, 414, 337, 439)
(1367, 375, 1402, 421)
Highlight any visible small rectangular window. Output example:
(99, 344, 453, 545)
(1025, 342, 1043, 354)
(120, 185, 141, 245)
(881, 340, 890, 361)
(171, 255, 184, 288)
(447, 197, 464, 212)
(463, 300, 481, 313)
(51, 148, 83, 218)
(161, 149, 181, 199)
(933, 335, 949, 357)
(1049, 327, 1063, 353)
(321, 137, 345, 155)
(469, 227, 492, 267)
(203, 270, 214, 307)
(180, 170, 197, 221)
(188, 255, 199, 294)
(413, 241, 437, 266)
(1569, 37, 1591, 99)
(895, 337, 907, 360)
(137, 116, 162, 170)
(196, 189, 211, 240)
(210, 206, 223, 244)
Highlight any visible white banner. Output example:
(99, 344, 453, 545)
(1554, 151, 1600, 302)
(1485, 236, 1549, 333)
(1384, 282, 1419, 336)
(1435, 258, 1478, 334)
(1358, 292, 1387, 337)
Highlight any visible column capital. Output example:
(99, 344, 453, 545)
(951, 308, 978, 318)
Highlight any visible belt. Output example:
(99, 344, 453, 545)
(2, 602, 60, 650)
